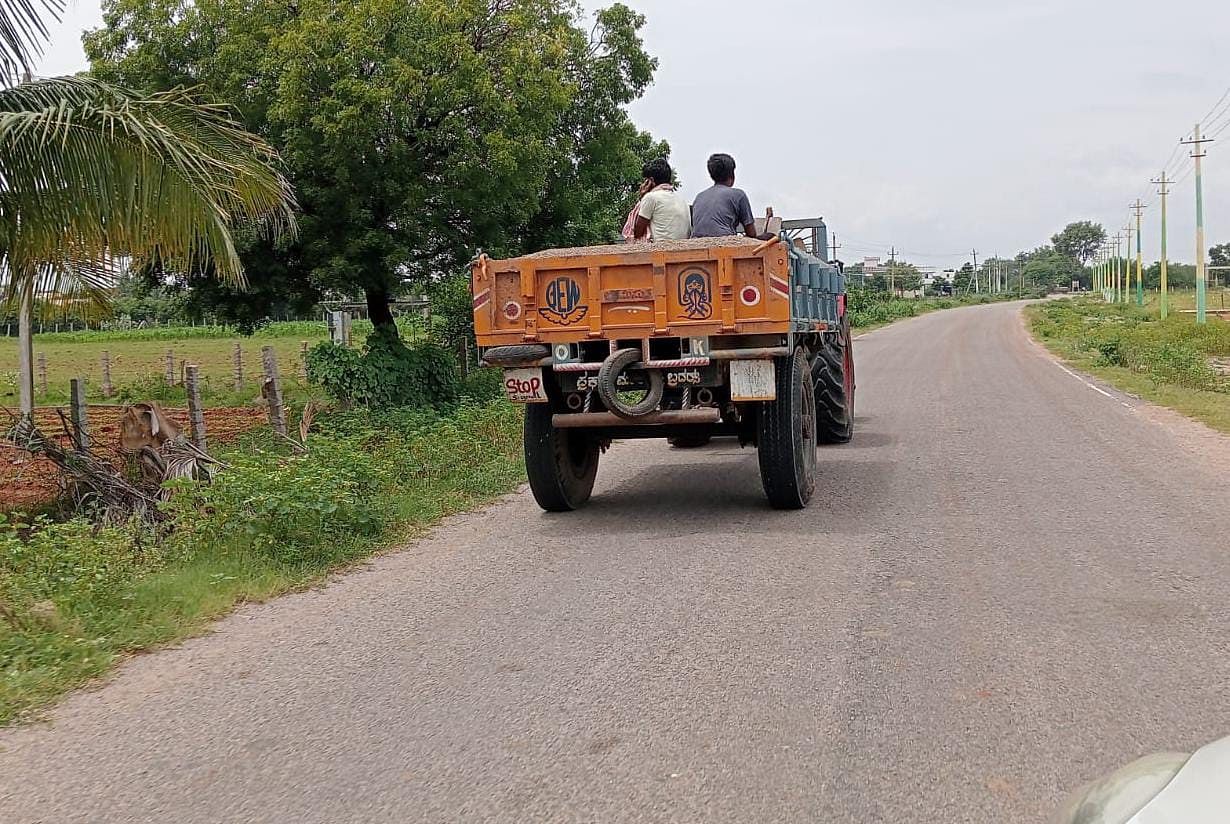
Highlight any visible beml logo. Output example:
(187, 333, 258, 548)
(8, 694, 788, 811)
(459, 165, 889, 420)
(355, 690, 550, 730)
(505, 375, 542, 396)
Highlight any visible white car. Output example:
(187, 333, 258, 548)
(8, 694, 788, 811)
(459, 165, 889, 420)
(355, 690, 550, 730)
(1053, 735, 1230, 823)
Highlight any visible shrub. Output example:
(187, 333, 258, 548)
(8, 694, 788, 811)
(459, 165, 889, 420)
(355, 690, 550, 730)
(0, 515, 161, 629)
(167, 439, 391, 565)
(1144, 343, 1220, 390)
(307, 327, 460, 409)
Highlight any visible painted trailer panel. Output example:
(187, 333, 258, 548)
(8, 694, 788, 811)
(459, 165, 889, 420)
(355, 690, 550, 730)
(473, 235, 844, 347)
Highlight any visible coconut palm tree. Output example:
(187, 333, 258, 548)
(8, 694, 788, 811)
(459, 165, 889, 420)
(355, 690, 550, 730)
(1, 1, 296, 428)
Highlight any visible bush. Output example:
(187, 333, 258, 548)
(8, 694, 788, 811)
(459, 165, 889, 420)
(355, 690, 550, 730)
(1144, 343, 1220, 390)
(0, 516, 161, 618)
(166, 439, 391, 565)
(307, 327, 460, 409)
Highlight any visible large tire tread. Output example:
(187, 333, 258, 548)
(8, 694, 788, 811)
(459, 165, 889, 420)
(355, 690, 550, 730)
(814, 333, 854, 445)
(757, 348, 817, 509)
(524, 403, 599, 512)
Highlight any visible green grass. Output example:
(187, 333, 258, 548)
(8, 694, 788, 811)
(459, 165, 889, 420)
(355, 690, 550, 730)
(0, 318, 437, 406)
(0, 401, 525, 724)
(1106, 287, 1230, 314)
(1027, 298, 1230, 434)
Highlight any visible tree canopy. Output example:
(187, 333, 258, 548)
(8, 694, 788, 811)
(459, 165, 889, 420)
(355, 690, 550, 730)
(1051, 221, 1106, 267)
(1016, 245, 1083, 290)
(1210, 242, 1230, 268)
(85, 0, 666, 329)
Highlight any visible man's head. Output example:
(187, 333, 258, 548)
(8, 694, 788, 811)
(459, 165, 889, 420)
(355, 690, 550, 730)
(707, 153, 736, 185)
(642, 158, 673, 187)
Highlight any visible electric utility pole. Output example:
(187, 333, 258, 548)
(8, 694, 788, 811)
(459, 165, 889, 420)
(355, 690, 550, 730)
(1112, 233, 1123, 303)
(1131, 200, 1146, 306)
(888, 246, 898, 295)
(829, 233, 841, 263)
(1181, 125, 1214, 324)
(970, 249, 979, 293)
(1122, 222, 1135, 304)
(1102, 248, 1111, 300)
(1152, 172, 1171, 319)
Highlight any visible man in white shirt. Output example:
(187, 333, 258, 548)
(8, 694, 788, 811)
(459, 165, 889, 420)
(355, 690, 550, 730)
(633, 158, 691, 242)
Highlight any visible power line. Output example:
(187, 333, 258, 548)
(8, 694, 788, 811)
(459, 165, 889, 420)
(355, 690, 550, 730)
(1199, 84, 1230, 125)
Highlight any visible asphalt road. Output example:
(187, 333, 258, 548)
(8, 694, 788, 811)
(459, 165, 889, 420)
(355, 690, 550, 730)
(4, 300, 1230, 823)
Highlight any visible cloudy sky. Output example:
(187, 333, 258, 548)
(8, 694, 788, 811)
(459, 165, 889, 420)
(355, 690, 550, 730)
(35, 0, 1230, 268)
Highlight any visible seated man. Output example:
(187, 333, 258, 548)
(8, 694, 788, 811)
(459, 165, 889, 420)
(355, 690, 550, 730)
(690, 153, 761, 239)
(633, 158, 691, 242)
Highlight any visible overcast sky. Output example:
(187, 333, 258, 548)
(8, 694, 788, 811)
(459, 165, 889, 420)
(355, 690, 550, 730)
(35, 0, 1230, 268)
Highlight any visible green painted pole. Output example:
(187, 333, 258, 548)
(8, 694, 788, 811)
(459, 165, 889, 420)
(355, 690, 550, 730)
(1134, 202, 1145, 306)
(1195, 125, 1208, 325)
(1185, 124, 1210, 324)
(1116, 233, 1126, 305)
(1156, 171, 1170, 319)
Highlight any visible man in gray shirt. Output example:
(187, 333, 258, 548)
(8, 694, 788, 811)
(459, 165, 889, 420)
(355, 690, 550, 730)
(690, 153, 759, 238)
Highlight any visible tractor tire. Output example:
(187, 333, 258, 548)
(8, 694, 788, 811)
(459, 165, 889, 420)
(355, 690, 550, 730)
(757, 347, 818, 509)
(813, 324, 855, 444)
(524, 403, 600, 512)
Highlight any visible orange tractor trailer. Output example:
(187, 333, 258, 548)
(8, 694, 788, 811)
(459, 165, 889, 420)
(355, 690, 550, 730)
(471, 218, 854, 511)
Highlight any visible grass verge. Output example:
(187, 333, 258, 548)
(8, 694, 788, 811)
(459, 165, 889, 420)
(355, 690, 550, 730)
(1027, 298, 1230, 434)
(0, 400, 524, 724)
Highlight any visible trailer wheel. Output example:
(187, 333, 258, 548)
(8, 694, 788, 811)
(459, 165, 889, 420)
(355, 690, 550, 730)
(757, 348, 817, 509)
(813, 323, 855, 444)
(524, 403, 600, 512)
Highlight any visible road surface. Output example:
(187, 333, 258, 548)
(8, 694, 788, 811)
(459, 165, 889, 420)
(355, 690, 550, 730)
(3, 300, 1230, 823)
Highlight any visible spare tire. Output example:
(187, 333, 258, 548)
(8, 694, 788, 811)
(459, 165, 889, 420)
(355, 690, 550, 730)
(481, 344, 550, 366)
(596, 347, 664, 420)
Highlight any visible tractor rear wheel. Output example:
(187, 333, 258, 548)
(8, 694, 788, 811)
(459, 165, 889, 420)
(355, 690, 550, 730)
(757, 348, 818, 509)
(524, 403, 600, 512)
(813, 324, 855, 444)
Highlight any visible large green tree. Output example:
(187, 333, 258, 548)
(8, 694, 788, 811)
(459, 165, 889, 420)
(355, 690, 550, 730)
(1051, 221, 1106, 267)
(85, 0, 664, 330)
(1016, 245, 1083, 290)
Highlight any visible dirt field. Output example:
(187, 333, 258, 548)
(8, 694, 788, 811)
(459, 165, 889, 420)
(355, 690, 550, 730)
(1, 405, 268, 512)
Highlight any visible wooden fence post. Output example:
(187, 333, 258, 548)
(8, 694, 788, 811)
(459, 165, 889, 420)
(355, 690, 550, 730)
(232, 342, 244, 391)
(300, 341, 310, 379)
(185, 364, 207, 451)
(165, 349, 175, 385)
(36, 352, 48, 396)
(101, 350, 114, 397)
(261, 346, 287, 436)
(70, 378, 89, 452)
